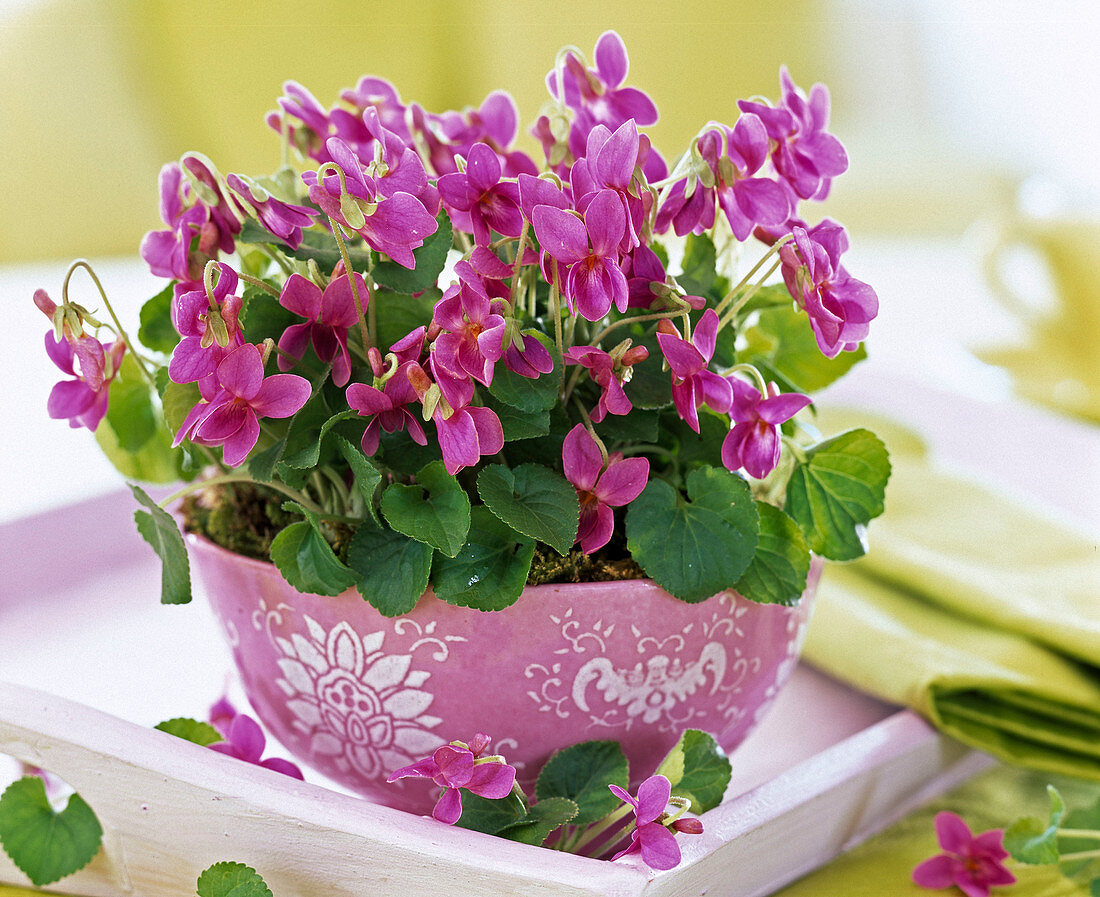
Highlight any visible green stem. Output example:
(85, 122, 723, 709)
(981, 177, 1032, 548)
(510, 219, 530, 307)
(255, 242, 295, 277)
(1059, 848, 1100, 863)
(588, 305, 690, 347)
(157, 473, 326, 517)
(1059, 829, 1100, 840)
(329, 216, 373, 352)
(714, 235, 792, 318)
(570, 803, 635, 854)
(717, 257, 784, 332)
(550, 259, 565, 360)
(721, 362, 769, 396)
(63, 260, 155, 384)
(238, 272, 280, 297)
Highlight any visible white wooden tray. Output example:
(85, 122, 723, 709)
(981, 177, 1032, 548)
(0, 490, 990, 897)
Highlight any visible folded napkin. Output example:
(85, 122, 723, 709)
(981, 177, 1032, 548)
(776, 764, 1100, 897)
(803, 412, 1100, 781)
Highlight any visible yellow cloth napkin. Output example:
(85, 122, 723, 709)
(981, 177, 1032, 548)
(776, 764, 1100, 896)
(803, 414, 1100, 780)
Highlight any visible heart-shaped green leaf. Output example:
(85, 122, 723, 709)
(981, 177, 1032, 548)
(432, 507, 535, 611)
(155, 717, 223, 746)
(477, 463, 579, 555)
(371, 289, 439, 354)
(498, 797, 580, 846)
(269, 519, 356, 596)
(456, 790, 528, 835)
(655, 729, 732, 814)
(535, 741, 629, 826)
(0, 777, 103, 887)
(743, 304, 867, 393)
(785, 428, 891, 561)
(138, 282, 180, 354)
(626, 467, 759, 603)
(488, 331, 563, 412)
(372, 212, 453, 293)
(381, 461, 471, 557)
(131, 484, 192, 604)
(1005, 785, 1066, 864)
(347, 522, 432, 617)
(735, 502, 811, 606)
(196, 861, 273, 897)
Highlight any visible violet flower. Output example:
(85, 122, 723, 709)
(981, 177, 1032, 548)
(912, 812, 1016, 897)
(565, 342, 648, 423)
(267, 80, 334, 163)
(779, 221, 878, 359)
(570, 120, 648, 253)
(437, 142, 524, 245)
(346, 342, 428, 457)
(738, 67, 849, 201)
(562, 424, 649, 554)
(277, 271, 366, 387)
(608, 774, 701, 871)
(140, 162, 222, 282)
(501, 331, 555, 379)
(208, 695, 237, 738)
(430, 263, 508, 387)
(168, 262, 244, 385)
(301, 136, 438, 270)
(722, 379, 810, 480)
(531, 188, 628, 321)
(43, 331, 125, 432)
(655, 310, 733, 433)
(208, 713, 304, 780)
(225, 173, 318, 250)
(172, 343, 312, 467)
(388, 734, 516, 825)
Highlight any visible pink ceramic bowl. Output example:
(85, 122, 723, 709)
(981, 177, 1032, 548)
(191, 534, 821, 815)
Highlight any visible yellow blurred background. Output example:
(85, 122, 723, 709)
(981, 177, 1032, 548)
(1, 0, 1029, 264)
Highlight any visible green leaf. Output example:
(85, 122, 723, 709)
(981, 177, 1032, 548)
(0, 777, 103, 887)
(161, 379, 202, 436)
(734, 502, 811, 605)
(1090, 879, 1100, 897)
(431, 506, 535, 611)
(477, 463, 579, 556)
(372, 289, 438, 354)
(498, 797, 580, 846)
(535, 741, 629, 826)
(381, 461, 471, 557)
(1005, 785, 1066, 864)
(1061, 796, 1100, 877)
(131, 484, 192, 604)
(594, 408, 659, 444)
(626, 467, 759, 603)
(239, 283, 298, 346)
(488, 331, 563, 412)
(655, 729, 732, 814)
(269, 519, 357, 596)
(248, 436, 287, 484)
(622, 332, 671, 410)
(154, 717, 223, 746)
(346, 522, 432, 616)
(196, 861, 273, 897)
(334, 435, 383, 524)
(732, 282, 795, 317)
(277, 409, 356, 471)
(661, 410, 729, 472)
(678, 233, 717, 296)
(744, 304, 867, 393)
(372, 212, 454, 293)
(104, 354, 158, 453)
(485, 394, 551, 441)
(138, 282, 180, 354)
(455, 790, 527, 835)
(238, 218, 372, 273)
(96, 404, 186, 484)
(785, 428, 891, 561)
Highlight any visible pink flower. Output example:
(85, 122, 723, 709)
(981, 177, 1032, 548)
(42, 331, 125, 432)
(562, 424, 649, 554)
(277, 271, 366, 388)
(722, 380, 810, 480)
(168, 262, 244, 385)
(437, 142, 524, 245)
(208, 713, 304, 780)
(565, 342, 648, 423)
(912, 812, 1016, 897)
(387, 734, 516, 825)
(608, 774, 701, 871)
(346, 343, 428, 457)
(430, 263, 508, 387)
(655, 310, 733, 434)
(531, 188, 628, 321)
(172, 343, 312, 467)
(225, 173, 318, 250)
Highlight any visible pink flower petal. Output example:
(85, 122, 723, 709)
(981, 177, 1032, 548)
(279, 273, 322, 320)
(562, 424, 602, 492)
(259, 757, 305, 779)
(634, 775, 672, 825)
(216, 345, 265, 400)
(911, 854, 957, 889)
(577, 502, 614, 554)
(47, 379, 95, 420)
(465, 142, 502, 195)
(433, 787, 464, 825)
(638, 823, 682, 871)
(465, 761, 516, 799)
(935, 812, 974, 855)
(584, 189, 626, 258)
(594, 456, 649, 507)
(594, 30, 629, 89)
(218, 411, 261, 467)
(531, 204, 590, 265)
(467, 406, 504, 457)
(227, 714, 266, 763)
(321, 274, 367, 328)
(250, 374, 312, 419)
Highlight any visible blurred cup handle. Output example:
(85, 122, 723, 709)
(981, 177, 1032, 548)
(982, 226, 1044, 325)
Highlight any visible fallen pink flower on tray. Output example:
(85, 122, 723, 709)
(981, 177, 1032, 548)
(912, 811, 1016, 897)
(208, 713, 304, 780)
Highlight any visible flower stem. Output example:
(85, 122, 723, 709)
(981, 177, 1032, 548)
(1059, 848, 1100, 862)
(238, 272, 281, 297)
(157, 472, 327, 518)
(550, 259, 565, 360)
(570, 803, 635, 855)
(714, 235, 792, 318)
(1058, 829, 1100, 840)
(717, 257, 784, 332)
(329, 216, 373, 352)
(63, 260, 156, 385)
(588, 305, 690, 348)
(510, 219, 530, 307)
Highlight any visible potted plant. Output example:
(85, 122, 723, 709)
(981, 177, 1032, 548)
(32, 31, 888, 817)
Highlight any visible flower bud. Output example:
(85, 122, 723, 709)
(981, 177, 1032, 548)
(672, 817, 704, 835)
